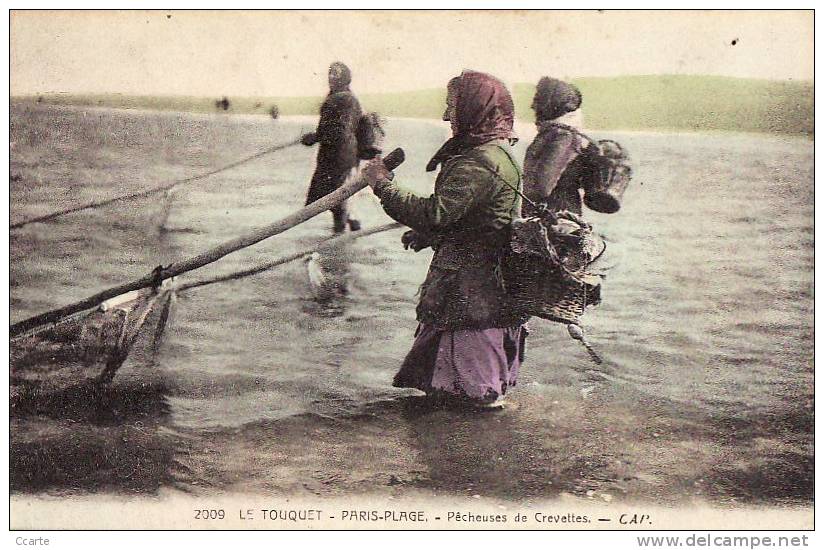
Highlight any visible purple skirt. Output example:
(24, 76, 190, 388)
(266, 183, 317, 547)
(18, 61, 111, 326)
(392, 324, 528, 402)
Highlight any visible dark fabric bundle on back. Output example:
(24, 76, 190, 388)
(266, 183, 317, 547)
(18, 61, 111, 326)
(356, 112, 386, 160)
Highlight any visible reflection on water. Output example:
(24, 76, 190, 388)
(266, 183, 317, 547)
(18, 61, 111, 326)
(9, 104, 813, 504)
(10, 381, 177, 493)
(12, 381, 170, 423)
(395, 397, 564, 500)
(302, 241, 354, 317)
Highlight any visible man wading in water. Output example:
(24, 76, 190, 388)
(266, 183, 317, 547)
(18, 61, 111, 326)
(362, 71, 528, 410)
(301, 61, 363, 233)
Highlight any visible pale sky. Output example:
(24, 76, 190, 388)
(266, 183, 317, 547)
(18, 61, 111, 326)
(10, 10, 814, 97)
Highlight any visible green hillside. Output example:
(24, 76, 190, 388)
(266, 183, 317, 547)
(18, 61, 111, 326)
(15, 75, 813, 136)
(544, 75, 813, 136)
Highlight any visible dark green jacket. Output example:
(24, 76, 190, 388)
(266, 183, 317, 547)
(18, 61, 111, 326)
(374, 140, 525, 329)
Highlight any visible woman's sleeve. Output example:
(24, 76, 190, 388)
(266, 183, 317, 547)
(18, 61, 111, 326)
(374, 158, 495, 234)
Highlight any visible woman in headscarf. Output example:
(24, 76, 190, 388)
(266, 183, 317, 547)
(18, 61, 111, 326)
(362, 70, 528, 409)
(523, 77, 593, 215)
(302, 61, 363, 233)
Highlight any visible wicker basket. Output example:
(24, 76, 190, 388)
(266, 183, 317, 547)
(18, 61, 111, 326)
(504, 216, 604, 324)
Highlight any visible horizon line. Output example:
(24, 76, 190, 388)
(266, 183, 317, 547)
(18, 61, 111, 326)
(10, 73, 815, 100)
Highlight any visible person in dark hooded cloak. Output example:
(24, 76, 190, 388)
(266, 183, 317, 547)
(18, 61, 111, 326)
(301, 62, 363, 233)
(362, 71, 528, 410)
(522, 77, 595, 215)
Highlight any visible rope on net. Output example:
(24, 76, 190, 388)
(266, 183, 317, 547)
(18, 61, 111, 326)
(178, 222, 402, 293)
(9, 148, 405, 337)
(10, 137, 303, 230)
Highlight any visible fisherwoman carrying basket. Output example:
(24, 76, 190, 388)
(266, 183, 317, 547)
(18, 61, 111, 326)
(508, 77, 632, 360)
(523, 76, 631, 216)
(362, 70, 528, 410)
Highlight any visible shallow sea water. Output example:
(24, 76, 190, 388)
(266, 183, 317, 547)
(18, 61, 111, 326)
(10, 104, 813, 505)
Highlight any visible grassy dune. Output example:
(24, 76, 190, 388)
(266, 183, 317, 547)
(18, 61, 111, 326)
(550, 76, 814, 136)
(15, 75, 813, 136)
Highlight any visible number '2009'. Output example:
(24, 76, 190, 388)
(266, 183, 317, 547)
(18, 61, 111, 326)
(195, 509, 225, 520)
